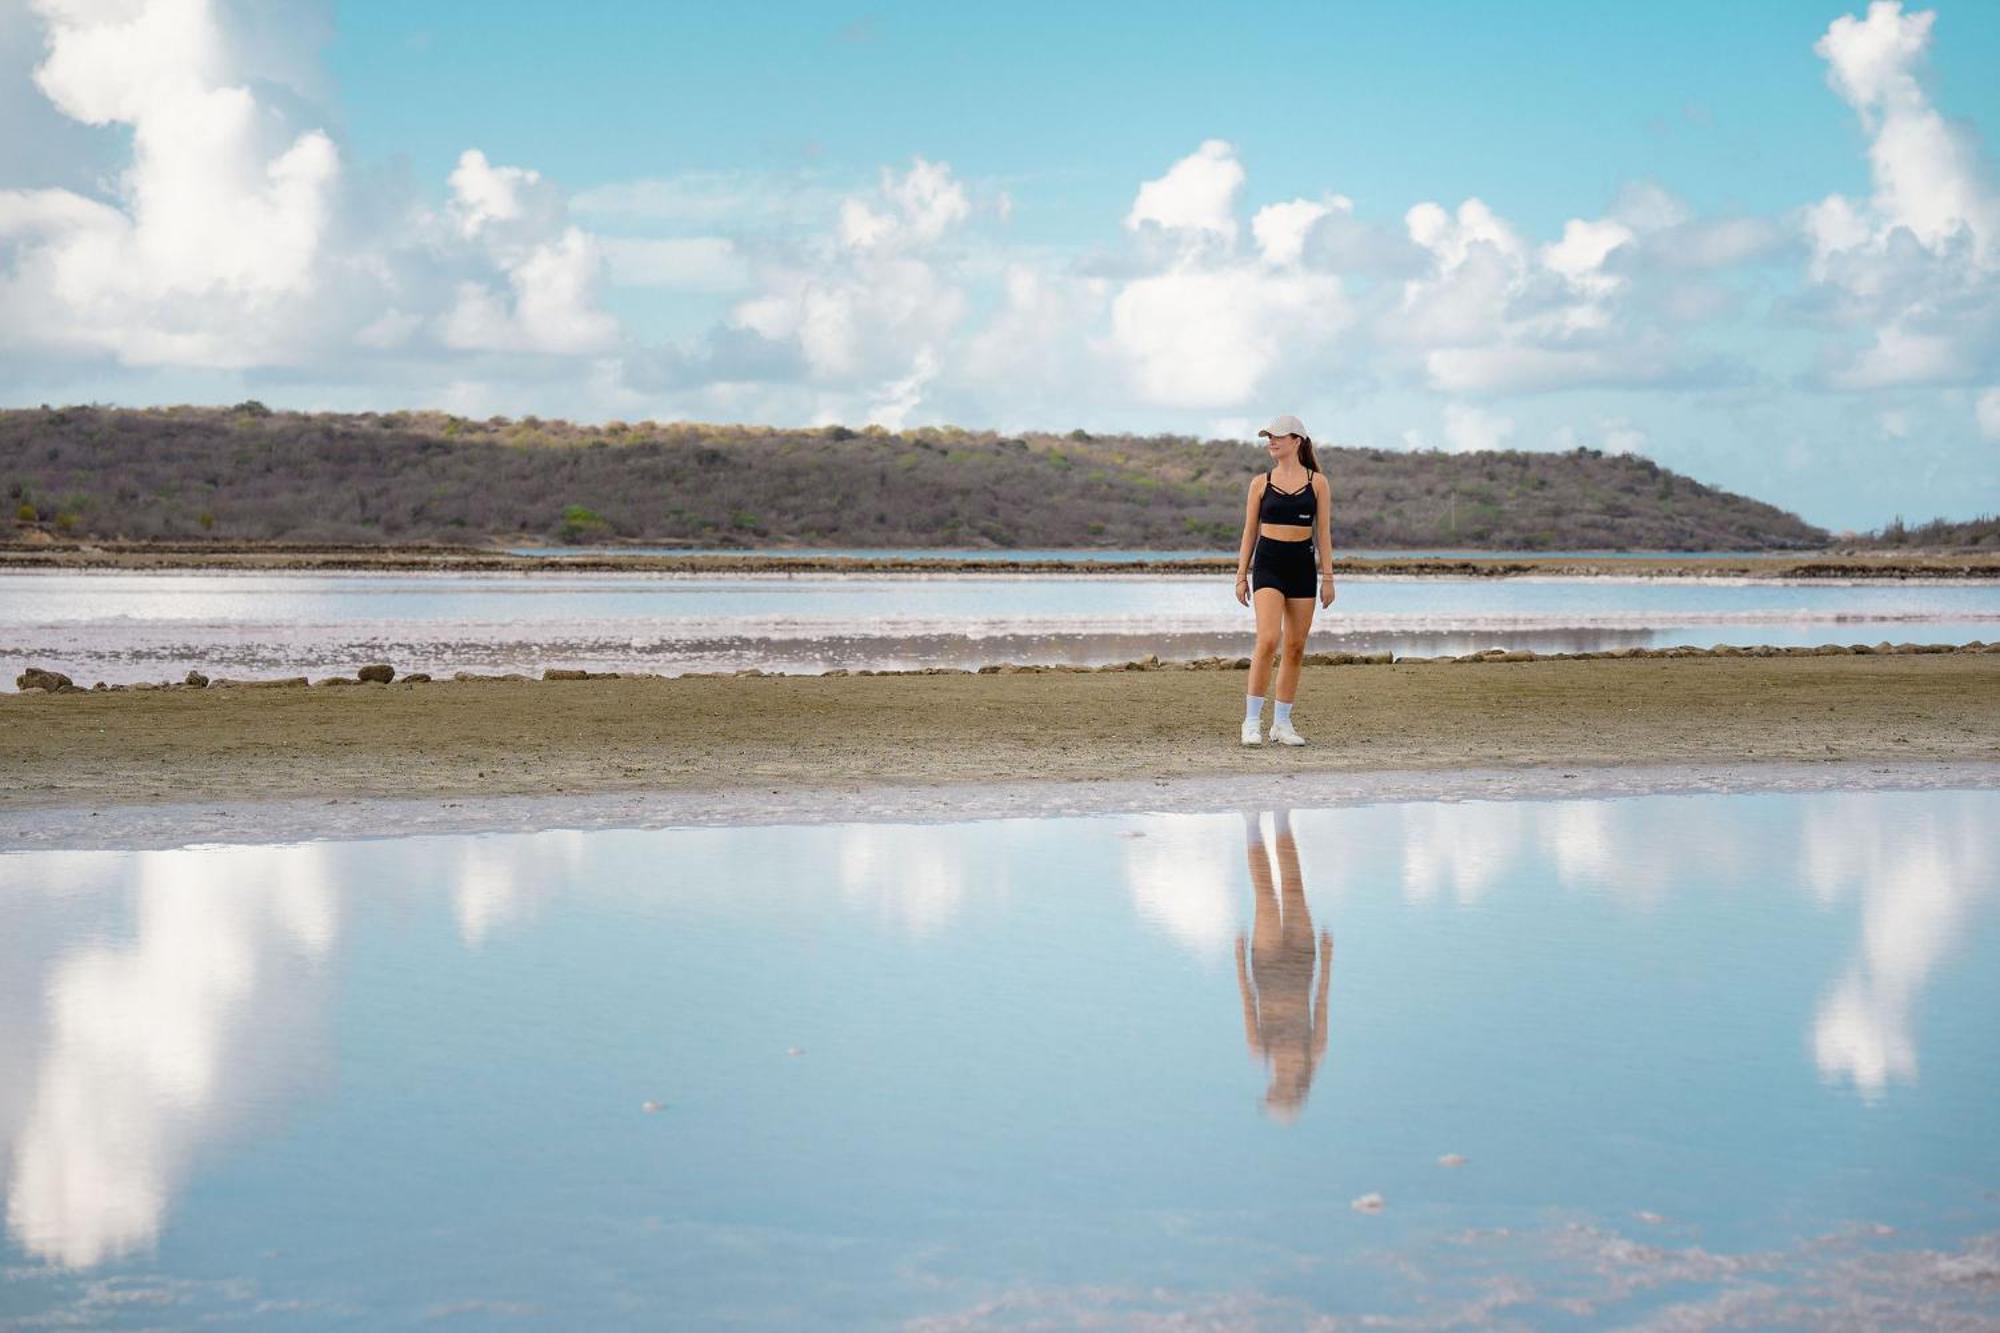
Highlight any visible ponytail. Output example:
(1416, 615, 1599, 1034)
(1298, 435, 1320, 473)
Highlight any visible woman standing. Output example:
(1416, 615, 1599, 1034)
(1234, 414, 1335, 745)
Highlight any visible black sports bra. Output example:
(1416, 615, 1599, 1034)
(1258, 468, 1318, 526)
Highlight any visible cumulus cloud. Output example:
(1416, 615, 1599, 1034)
(1126, 138, 1244, 245)
(1801, 1, 2000, 390)
(0, 0, 341, 365)
(1378, 187, 1740, 395)
(729, 158, 971, 396)
(1251, 195, 1352, 267)
(1102, 141, 1353, 410)
(0, 0, 621, 376)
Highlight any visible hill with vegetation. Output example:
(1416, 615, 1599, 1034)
(3, 403, 1832, 550)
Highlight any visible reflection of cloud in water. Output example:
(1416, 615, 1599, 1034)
(1122, 813, 1242, 963)
(453, 831, 587, 948)
(1804, 793, 1995, 1098)
(2, 847, 338, 1270)
(1398, 803, 1532, 905)
(836, 825, 976, 936)
(1129, 793, 1991, 1103)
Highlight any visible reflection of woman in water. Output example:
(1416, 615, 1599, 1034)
(1235, 810, 1332, 1121)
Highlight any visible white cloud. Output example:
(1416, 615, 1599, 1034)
(1802, 1, 2000, 390)
(1126, 138, 1244, 244)
(0, 2, 624, 373)
(598, 236, 751, 291)
(1101, 143, 1354, 410)
(1109, 265, 1347, 409)
(1538, 217, 1635, 297)
(1977, 386, 2000, 438)
(1251, 196, 1350, 266)
(719, 157, 973, 425)
(448, 148, 545, 239)
(439, 222, 619, 355)
(1441, 402, 1515, 453)
(0, 0, 342, 365)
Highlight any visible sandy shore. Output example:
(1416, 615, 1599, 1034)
(3, 541, 1997, 579)
(4, 654, 1995, 820)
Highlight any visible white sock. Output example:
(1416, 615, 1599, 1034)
(1244, 695, 1264, 725)
(1274, 700, 1294, 728)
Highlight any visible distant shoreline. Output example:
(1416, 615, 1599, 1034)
(4, 541, 1997, 580)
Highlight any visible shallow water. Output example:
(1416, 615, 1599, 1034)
(2, 787, 1996, 1327)
(4, 570, 1996, 683)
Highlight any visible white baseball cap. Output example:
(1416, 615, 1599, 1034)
(1258, 414, 1307, 438)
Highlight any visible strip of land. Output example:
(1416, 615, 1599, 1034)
(4, 654, 1994, 812)
(2, 541, 1997, 578)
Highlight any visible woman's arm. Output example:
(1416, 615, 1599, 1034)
(1312, 931, 1333, 1062)
(1314, 473, 1336, 606)
(1235, 475, 1263, 607)
(1236, 937, 1264, 1057)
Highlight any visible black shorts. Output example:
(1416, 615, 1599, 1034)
(1250, 536, 1318, 599)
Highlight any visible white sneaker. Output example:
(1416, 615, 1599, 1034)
(1270, 720, 1307, 746)
(1240, 718, 1263, 746)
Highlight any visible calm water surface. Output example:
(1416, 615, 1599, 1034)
(4, 570, 1996, 683)
(2, 787, 1996, 1327)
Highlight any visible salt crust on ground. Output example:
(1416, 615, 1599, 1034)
(5, 760, 1993, 853)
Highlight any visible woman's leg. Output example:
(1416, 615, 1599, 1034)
(1272, 597, 1318, 703)
(1247, 587, 1287, 701)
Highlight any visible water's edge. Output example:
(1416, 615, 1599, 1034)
(5, 760, 1994, 853)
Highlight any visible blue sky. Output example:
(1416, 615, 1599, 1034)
(2, 0, 1997, 529)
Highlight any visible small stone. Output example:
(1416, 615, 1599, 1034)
(402, 672, 431, 683)
(357, 663, 395, 684)
(314, 676, 354, 687)
(184, 669, 209, 688)
(543, 668, 590, 681)
(1351, 1192, 1385, 1214)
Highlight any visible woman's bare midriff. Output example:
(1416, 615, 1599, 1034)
(1259, 523, 1313, 541)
